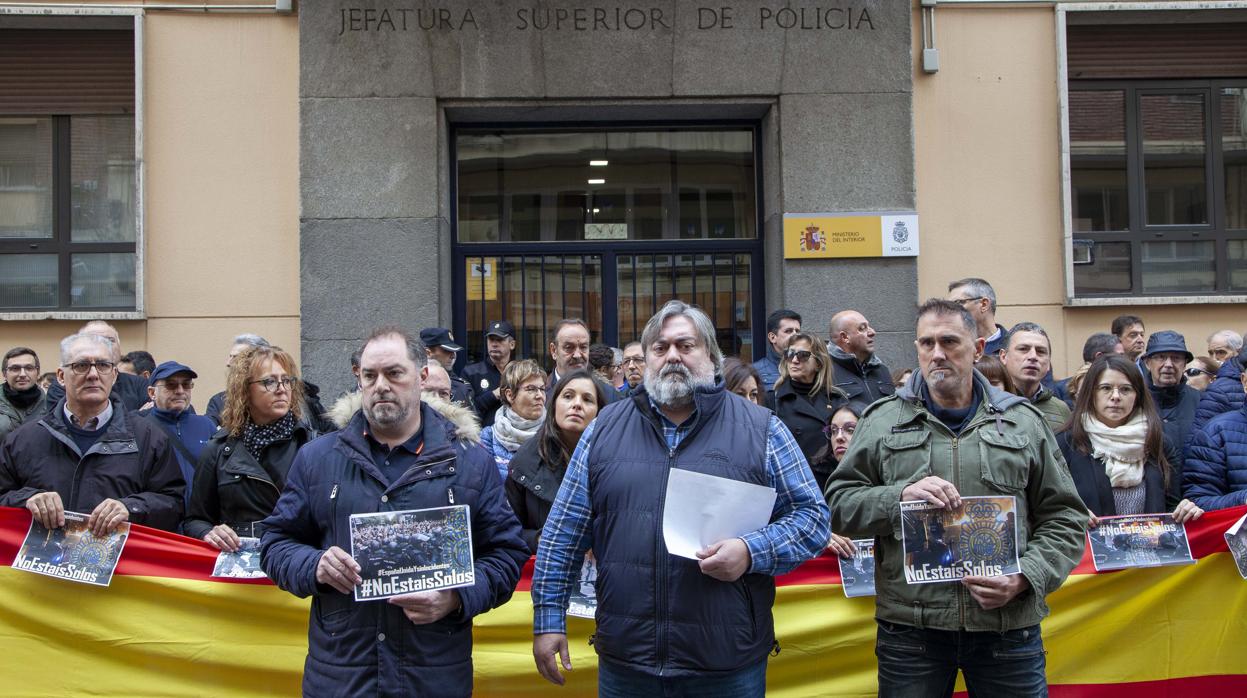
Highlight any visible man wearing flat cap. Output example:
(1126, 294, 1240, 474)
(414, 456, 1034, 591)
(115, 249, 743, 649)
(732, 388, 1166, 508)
(1141, 330, 1200, 490)
(143, 361, 217, 505)
(463, 321, 517, 428)
(419, 328, 475, 411)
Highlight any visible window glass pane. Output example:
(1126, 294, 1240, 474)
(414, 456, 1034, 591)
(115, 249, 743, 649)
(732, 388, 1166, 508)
(462, 255, 602, 365)
(0, 118, 53, 239)
(457, 129, 755, 241)
(1225, 88, 1247, 230)
(71, 252, 135, 308)
(0, 254, 58, 307)
(1141, 93, 1207, 226)
(1140, 240, 1214, 294)
(1074, 241, 1131, 294)
(1228, 240, 1247, 291)
(1070, 91, 1128, 232)
(71, 116, 136, 243)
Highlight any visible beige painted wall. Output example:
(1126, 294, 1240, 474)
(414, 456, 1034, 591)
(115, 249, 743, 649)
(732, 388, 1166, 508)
(0, 11, 300, 411)
(913, 5, 1247, 376)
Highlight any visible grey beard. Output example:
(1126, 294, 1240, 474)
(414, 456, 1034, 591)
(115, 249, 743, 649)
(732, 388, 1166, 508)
(645, 365, 715, 408)
(366, 400, 409, 427)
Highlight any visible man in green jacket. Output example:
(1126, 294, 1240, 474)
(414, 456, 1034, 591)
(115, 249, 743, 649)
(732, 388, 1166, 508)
(825, 299, 1087, 698)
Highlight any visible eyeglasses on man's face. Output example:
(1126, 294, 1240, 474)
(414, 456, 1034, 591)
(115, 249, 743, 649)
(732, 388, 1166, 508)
(250, 376, 295, 393)
(63, 360, 116, 376)
(5, 364, 37, 374)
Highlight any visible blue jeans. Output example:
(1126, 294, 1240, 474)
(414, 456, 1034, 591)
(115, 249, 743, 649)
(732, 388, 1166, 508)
(598, 658, 767, 698)
(875, 620, 1048, 698)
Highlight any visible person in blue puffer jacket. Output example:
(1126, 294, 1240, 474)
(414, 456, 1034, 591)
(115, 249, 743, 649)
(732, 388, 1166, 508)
(478, 359, 546, 479)
(1191, 348, 1246, 437)
(1185, 350, 1247, 511)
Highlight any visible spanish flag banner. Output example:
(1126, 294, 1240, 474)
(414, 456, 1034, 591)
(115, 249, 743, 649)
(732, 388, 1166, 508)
(1, 505, 1245, 697)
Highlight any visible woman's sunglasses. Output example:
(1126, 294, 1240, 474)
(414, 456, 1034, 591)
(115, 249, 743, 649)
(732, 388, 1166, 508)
(1184, 367, 1214, 378)
(785, 349, 813, 362)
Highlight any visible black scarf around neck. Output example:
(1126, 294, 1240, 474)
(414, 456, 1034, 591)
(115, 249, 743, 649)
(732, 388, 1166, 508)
(3, 384, 42, 410)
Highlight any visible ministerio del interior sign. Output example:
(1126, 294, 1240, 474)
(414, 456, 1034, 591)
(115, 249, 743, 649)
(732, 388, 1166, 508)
(783, 212, 920, 259)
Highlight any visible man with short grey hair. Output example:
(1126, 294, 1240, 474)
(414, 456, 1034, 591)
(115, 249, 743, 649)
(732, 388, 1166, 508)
(946, 278, 1008, 357)
(532, 299, 830, 695)
(0, 332, 184, 534)
(44, 321, 149, 412)
(1207, 330, 1243, 364)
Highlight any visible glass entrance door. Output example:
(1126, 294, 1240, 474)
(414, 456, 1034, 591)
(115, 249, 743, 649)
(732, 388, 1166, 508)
(458, 251, 755, 367)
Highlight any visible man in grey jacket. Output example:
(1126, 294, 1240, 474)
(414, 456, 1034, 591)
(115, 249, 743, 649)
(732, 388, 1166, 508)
(0, 347, 46, 441)
(826, 299, 1087, 698)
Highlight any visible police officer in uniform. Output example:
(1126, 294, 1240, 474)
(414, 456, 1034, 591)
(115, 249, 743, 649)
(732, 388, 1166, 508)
(463, 321, 516, 428)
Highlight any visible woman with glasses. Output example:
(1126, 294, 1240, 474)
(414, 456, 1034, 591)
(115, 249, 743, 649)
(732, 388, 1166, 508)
(769, 332, 848, 491)
(814, 401, 867, 558)
(1056, 355, 1202, 524)
(480, 359, 547, 480)
(1184, 357, 1219, 392)
(506, 370, 608, 553)
(185, 345, 315, 550)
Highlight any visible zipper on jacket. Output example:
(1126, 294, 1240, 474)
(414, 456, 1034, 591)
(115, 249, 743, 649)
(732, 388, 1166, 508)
(246, 475, 281, 497)
(951, 435, 966, 628)
(447, 487, 455, 505)
(655, 445, 676, 676)
(329, 483, 339, 543)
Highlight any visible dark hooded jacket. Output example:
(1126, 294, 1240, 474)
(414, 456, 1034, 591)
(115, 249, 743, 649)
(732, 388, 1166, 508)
(1144, 371, 1200, 482)
(0, 397, 185, 531)
(829, 345, 896, 406)
(259, 401, 526, 698)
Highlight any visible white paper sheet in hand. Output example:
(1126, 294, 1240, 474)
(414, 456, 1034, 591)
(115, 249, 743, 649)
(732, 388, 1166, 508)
(662, 468, 777, 560)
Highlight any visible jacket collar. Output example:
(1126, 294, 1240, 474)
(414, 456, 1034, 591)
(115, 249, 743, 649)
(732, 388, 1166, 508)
(338, 401, 459, 472)
(1216, 359, 1243, 381)
(894, 368, 1027, 419)
(151, 405, 198, 425)
(44, 397, 133, 439)
(1143, 369, 1185, 406)
(828, 343, 881, 371)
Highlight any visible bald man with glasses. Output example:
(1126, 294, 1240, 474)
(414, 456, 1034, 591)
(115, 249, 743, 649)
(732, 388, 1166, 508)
(0, 332, 184, 535)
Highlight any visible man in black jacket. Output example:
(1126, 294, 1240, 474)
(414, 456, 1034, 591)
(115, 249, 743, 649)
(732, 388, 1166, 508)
(829, 309, 895, 405)
(0, 332, 184, 535)
(1141, 331, 1200, 458)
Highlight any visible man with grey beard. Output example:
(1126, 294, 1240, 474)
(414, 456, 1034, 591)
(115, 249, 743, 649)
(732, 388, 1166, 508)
(531, 300, 830, 696)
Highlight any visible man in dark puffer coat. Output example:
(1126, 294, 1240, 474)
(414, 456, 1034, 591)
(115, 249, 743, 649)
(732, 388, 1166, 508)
(261, 328, 526, 698)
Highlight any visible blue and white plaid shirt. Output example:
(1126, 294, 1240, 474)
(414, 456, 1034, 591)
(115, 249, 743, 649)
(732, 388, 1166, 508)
(531, 399, 831, 635)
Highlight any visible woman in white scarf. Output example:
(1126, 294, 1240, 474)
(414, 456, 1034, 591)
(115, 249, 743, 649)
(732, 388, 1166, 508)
(1055, 354, 1202, 525)
(480, 359, 547, 480)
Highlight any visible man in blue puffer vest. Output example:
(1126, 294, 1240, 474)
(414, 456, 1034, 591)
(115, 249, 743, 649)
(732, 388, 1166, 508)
(531, 300, 830, 697)
(260, 326, 527, 698)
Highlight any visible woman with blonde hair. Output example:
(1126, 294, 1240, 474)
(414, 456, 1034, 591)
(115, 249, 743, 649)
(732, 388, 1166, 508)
(185, 345, 314, 551)
(480, 359, 548, 479)
(769, 332, 847, 490)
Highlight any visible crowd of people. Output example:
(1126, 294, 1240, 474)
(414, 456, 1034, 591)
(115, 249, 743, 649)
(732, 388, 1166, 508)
(0, 273, 1244, 696)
